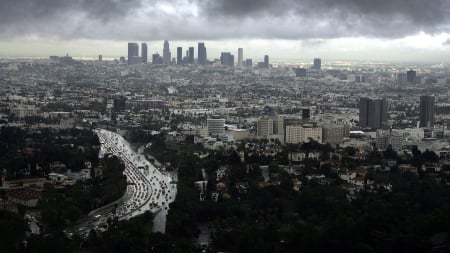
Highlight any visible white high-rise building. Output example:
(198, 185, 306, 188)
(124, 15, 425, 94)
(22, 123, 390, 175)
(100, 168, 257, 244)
(237, 48, 243, 67)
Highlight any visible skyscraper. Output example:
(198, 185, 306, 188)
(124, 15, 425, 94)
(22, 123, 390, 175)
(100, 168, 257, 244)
(188, 47, 194, 64)
(313, 58, 321, 70)
(141, 43, 148, 63)
(198, 42, 207, 65)
(177, 47, 183, 65)
(407, 70, 416, 83)
(221, 52, 234, 66)
(163, 40, 171, 65)
(359, 97, 388, 129)
(420, 95, 435, 128)
(264, 55, 269, 68)
(127, 42, 139, 65)
(238, 48, 243, 67)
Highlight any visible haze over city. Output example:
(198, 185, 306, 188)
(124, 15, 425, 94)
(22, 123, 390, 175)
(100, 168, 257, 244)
(0, 0, 450, 62)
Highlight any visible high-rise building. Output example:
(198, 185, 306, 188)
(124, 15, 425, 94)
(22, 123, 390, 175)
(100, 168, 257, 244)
(420, 95, 435, 128)
(127, 42, 139, 65)
(257, 118, 274, 137)
(264, 55, 269, 68)
(238, 48, 243, 67)
(163, 40, 171, 65)
(188, 47, 194, 64)
(221, 52, 234, 67)
(359, 97, 388, 129)
(207, 115, 225, 136)
(313, 58, 321, 70)
(98, 55, 102, 62)
(407, 70, 417, 83)
(198, 42, 207, 65)
(152, 53, 162, 64)
(177, 47, 183, 65)
(141, 43, 148, 63)
(273, 116, 285, 143)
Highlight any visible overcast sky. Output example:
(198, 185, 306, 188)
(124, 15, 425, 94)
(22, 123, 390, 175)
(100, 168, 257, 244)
(0, 0, 450, 62)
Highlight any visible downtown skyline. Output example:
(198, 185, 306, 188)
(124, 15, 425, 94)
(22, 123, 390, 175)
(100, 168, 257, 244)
(0, 0, 450, 62)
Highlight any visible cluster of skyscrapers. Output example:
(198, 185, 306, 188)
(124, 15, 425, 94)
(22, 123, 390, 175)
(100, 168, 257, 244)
(127, 42, 148, 65)
(128, 41, 209, 66)
(127, 41, 274, 68)
(358, 95, 435, 129)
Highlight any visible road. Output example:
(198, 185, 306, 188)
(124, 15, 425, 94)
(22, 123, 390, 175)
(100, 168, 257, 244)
(69, 128, 177, 237)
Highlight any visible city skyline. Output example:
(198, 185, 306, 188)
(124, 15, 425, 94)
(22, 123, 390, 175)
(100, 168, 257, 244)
(0, 0, 450, 62)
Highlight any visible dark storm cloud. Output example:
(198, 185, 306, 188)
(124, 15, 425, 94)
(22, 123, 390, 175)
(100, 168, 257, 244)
(205, 0, 450, 38)
(0, 0, 448, 40)
(0, 0, 142, 37)
(0, 0, 141, 24)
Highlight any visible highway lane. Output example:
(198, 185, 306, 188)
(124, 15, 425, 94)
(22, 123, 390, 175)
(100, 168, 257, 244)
(68, 129, 177, 237)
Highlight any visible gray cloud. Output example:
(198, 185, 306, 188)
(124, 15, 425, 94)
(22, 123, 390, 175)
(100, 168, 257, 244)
(0, 0, 449, 41)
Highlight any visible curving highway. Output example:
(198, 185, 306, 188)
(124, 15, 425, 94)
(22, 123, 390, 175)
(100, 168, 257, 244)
(69, 128, 177, 237)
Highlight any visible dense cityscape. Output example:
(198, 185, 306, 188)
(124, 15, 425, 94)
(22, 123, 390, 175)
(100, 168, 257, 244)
(0, 39, 449, 252)
(1, 0, 450, 252)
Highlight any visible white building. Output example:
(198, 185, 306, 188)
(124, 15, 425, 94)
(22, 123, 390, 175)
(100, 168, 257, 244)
(257, 118, 273, 137)
(286, 124, 322, 144)
(207, 115, 225, 137)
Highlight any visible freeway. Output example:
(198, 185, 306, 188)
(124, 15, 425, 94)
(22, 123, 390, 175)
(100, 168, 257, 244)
(69, 128, 177, 237)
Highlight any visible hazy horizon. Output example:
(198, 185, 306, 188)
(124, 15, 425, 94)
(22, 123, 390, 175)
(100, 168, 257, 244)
(0, 0, 449, 63)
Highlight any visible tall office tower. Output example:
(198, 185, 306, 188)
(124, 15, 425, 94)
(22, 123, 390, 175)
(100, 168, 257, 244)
(163, 40, 171, 65)
(188, 47, 194, 64)
(359, 97, 388, 129)
(257, 118, 274, 137)
(237, 48, 243, 66)
(407, 70, 417, 83)
(420, 95, 435, 128)
(313, 58, 321, 70)
(177, 47, 183, 65)
(198, 42, 207, 65)
(98, 55, 102, 61)
(207, 115, 225, 136)
(220, 52, 234, 66)
(127, 42, 139, 65)
(264, 55, 269, 68)
(141, 43, 148, 63)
